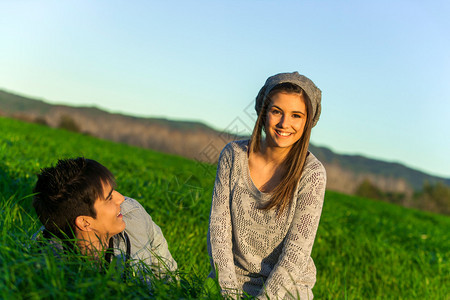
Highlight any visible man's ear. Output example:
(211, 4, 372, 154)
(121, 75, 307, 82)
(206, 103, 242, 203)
(75, 216, 94, 232)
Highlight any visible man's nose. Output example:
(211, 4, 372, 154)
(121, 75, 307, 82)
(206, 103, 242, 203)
(115, 191, 125, 205)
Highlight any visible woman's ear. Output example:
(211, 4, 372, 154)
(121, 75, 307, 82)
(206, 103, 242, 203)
(75, 216, 93, 232)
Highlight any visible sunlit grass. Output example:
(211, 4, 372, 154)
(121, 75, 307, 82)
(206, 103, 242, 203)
(1, 116, 449, 299)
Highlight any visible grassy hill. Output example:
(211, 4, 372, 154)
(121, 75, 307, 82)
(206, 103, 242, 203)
(1, 116, 448, 299)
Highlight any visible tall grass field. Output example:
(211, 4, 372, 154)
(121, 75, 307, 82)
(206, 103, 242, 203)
(1, 116, 449, 299)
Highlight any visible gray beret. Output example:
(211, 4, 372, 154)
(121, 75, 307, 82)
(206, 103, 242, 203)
(255, 71, 322, 127)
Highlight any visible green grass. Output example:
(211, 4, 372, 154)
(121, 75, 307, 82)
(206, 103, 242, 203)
(1, 116, 449, 299)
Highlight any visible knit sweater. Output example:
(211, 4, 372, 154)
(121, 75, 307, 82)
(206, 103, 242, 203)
(207, 140, 326, 299)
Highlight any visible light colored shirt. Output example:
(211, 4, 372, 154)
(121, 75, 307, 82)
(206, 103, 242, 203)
(115, 197, 177, 276)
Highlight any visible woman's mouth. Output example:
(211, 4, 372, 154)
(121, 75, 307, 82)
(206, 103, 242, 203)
(275, 130, 293, 137)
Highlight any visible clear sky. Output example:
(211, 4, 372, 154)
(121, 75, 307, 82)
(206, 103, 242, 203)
(1, 0, 449, 178)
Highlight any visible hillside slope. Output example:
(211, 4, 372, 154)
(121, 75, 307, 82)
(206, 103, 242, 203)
(1, 116, 449, 299)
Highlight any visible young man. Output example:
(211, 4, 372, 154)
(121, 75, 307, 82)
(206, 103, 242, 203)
(32, 157, 177, 277)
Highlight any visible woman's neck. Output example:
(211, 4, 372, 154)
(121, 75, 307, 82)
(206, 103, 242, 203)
(259, 139, 290, 164)
(248, 139, 289, 193)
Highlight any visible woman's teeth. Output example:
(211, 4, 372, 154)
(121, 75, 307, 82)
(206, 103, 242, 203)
(277, 131, 291, 136)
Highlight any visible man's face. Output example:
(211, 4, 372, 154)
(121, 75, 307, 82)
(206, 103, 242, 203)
(88, 182, 126, 240)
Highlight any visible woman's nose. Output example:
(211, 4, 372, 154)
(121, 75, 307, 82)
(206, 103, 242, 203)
(277, 115, 289, 128)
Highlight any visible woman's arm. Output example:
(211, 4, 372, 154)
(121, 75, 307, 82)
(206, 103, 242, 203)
(207, 144, 239, 295)
(258, 161, 326, 299)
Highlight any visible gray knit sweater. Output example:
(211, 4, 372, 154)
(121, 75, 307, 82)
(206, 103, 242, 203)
(207, 140, 326, 299)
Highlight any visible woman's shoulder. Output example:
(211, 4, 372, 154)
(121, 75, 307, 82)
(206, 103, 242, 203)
(294, 152, 327, 196)
(220, 139, 249, 158)
(223, 139, 249, 151)
(304, 151, 327, 177)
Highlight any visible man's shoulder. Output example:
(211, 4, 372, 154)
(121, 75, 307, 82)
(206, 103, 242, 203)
(121, 197, 148, 216)
(121, 197, 158, 234)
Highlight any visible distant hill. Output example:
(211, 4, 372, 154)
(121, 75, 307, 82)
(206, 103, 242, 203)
(309, 144, 450, 197)
(1, 88, 449, 200)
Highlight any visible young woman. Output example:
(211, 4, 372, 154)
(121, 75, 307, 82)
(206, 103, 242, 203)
(207, 72, 326, 299)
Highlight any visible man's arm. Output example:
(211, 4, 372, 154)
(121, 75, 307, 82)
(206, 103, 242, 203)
(121, 197, 177, 275)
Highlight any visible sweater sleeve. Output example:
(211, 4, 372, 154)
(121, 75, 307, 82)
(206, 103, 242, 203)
(258, 161, 326, 299)
(207, 144, 240, 295)
(122, 198, 177, 276)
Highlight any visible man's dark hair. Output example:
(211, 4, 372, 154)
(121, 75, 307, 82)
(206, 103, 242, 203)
(33, 157, 115, 239)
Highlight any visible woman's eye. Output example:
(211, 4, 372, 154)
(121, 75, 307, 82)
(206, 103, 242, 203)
(271, 109, 281, 115)
(293, 114, 301, 118)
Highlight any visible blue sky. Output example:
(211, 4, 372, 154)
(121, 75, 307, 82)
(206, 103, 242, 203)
(1, 0, 449, 178)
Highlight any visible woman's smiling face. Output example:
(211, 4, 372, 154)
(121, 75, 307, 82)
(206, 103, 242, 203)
(264, 92, 307, 150)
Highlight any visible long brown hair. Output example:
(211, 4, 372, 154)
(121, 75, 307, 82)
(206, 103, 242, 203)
(249, 82, 314, 214)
